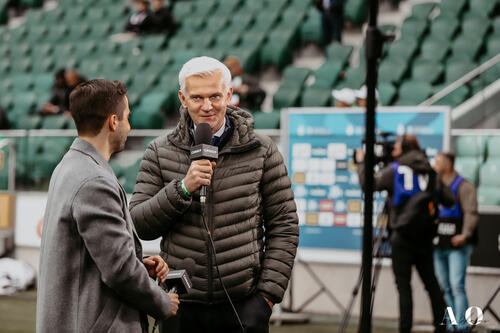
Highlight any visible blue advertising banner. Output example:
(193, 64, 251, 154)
(282, 107, 450, 253)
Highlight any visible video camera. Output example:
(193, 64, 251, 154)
(354, 131, 396, 168)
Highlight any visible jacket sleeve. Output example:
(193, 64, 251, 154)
(458, 180, 479, 238)
(129, 141, 192, 240)
(257, 141, 299, 304)
(357, 162, 394, 194)
(72, 177, 172, 320)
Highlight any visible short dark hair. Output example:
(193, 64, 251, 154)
(438, 151, 455, 168)
(70, 79, 127, 136)
(400, 134, 421, 153)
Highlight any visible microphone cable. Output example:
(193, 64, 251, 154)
(201, 204, 245, 333)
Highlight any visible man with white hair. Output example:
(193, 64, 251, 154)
(129, 56, 299, 333)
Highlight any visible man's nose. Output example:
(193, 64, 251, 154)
(201, 98, 212, 110)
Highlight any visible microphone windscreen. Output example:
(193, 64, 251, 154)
(180, 258, 196, 279)
(194, 123, 212, 145)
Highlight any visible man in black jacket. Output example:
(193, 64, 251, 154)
(356, 134, 454, 333)
(314, 0, 344, 45)
(150, 0, 177, 34)
(125, 0, 153, 34)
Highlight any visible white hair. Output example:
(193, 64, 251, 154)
(178, 56, 232, 94)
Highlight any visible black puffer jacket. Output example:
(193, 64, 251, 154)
(129, 106, 299, 305)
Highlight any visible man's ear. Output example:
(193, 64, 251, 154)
(226, 87, 233, 103)
(108, 114, 118, 132)
(178, 90, 187, 109)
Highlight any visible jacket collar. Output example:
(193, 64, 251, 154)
(168, 105, 260, 154)
(70, 137, 115, 176)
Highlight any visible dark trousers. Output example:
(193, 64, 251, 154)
(321, 7, 344, 45)
(391, 233, 447, 333)
(160, 293, 272, 333)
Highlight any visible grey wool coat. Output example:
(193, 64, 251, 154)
(36, 138, 172, 333)
(129, 106, 299, 305)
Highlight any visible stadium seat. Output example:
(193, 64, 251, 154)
(455, 136, 488, 161)
(493, 17, 500, 36)
(487, 136, 500, 161)
(86, 7, 107, 22)
(411, 2, 437, 20)
(46, 24, 69, 43)
(130, 108, 163, 129)
(378, 82, 397, 106)
(480, 162, 500, 187)
(454, 157, 480, 185)
(273, 85, 302, 109)
(379, 59, 408, 86)
(336, 66, 365, 89)
(253, 110, 281, 129)
(432, 84, 470, 107)
(16, 114, 42, 130)
(173, 1, 194, 21)
(401, 18, 428, 41)
(418, 38, 450, 63)
(396, 80, 432, 105)
(450, 35, 483, 62)
(41, 115, 68, 129)
(31, 57, 55, 74)
(326, 43, 354, 67)
(122, 159, 141, 194)
(301, 87, 332, 107)
(282, 67, 312, 88)
(486, 37, 500, 58)
(345, 0, 367, 25)
(469, 0, 499, 17)
(439, 0, 468, 18)
(190, 32, 216, 49)
(477, 186, 500, 206)
(300, 8, 322, 44)
(11, 74, 33, 91)
(260, 39, 292, 70)
(445, 61, 476, 83)
(311, 61, 343, 88)
(385, 39, 419, 61)
(32, 43, 53, 59)
(462, 17, 491, 40)
(62, 6, 87, 24)
(136, 91, 169, 114)
(429, 16, 460, 41)
(26, 25, 48, 43)
(411, 62, 444, 85)
(90, 22, 112, 39)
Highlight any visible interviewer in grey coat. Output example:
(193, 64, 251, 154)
(36, 79, 179, 333)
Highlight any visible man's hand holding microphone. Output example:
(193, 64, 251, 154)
(143, 256, 180, 316)
(183, 160, 216, 194)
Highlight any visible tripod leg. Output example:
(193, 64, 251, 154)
(482, 285, 500, 323)
(337, 265, 364, 333)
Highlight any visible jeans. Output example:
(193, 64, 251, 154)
(391, 233, 446, 333)
(321, 8, 344, 45)
(434, 245, 473, 332)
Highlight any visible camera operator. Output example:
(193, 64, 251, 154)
(355, 134, 454, 333)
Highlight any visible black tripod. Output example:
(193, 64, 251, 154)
(338, 203, 392, 333)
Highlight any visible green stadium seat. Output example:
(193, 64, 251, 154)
(251, 11, 280, 33)
(146, 51, 172, 70)
(378, 82, 397, 106)
(16, 114, 42, 129)
(445, 61, 476, 83)
(253, 110, 281, 129)
(240, 31, 267, 48)
(190, 32, 216, 49)
(11, 58, 32, 73)
(396, 80, 432, 105)
(8, 25, 28, 41)
(137, 91, 169, 113)
(214, 31, 241, 49)
(86, 7, 107, 21)
(411, 61, 444, 85)
(240, 0, 266, 14)
(90, 22, 112, 39)
(129, 72, 160, 95)
(429, 16, 460, 41)
(477, 186, 500, 206)
(487, 37, 500, 57)
(273, 85, 302, 109)
(281, 7, 307, 26)
(260, 38, 292, 70)
(78, 59, 101, 77)
(312, 61, 343, 88)
(41, 115, 69, 129)
(337, 66, 366, 89)
(267, 0, 288, 11)
(62, 6, 87, 23)
(450, 35, 483, 62)
(300, 8, 322, 44)
(462, 17, 491, 40)
(454, 157, 480, 185)
(173, 1, 194, 21)
(122, 159, 141, 194)
(120, 39, 142, 56)
(411, 2, 437, 20)
(142, 35, 166, 52)
(282, 67, 312, 88)
(43, 6, 65, 23)
(32, 43, 53, 59)
(229, 45, 260, 74)
(301, 87, 332, 107)
(194, 0, 217, 14)
(401, 18, 428, 41)
(379, 59, 408, 85)
(385, 39, 419, 61)
(345, 0, 367, 25)
(100, 56, 127, 76)
(26, 26, 48, 43)
(439, 0, 468, 18)
(455, 136, 487, 161)
(46, 24, 69, 43)
(480, 162, 500, 187)
(167, 37, 191, 50)
(0, 59, 10, 75)
(487, 136, 500, 160)
(130, 108, 163, 129)
(228, 11, 255, 33)
(493, 18, 500, 36)
(469, 0, 499, 17)
(432, 85, 469, 107)
(204, 16, 230, 33)
(216, 0, 242, 15)
(11, 74, 33, 91)
(418, 38, 450, 63)
(109, 160, 125, 179)
(10, 43, 31, 58)
(75, 40, 97, 58)
(290, 0, 313, 11)
(31, 57, 55, 74)
(326, 43, 354, 67)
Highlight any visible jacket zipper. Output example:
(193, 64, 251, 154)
(206, 186, 214, 303)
